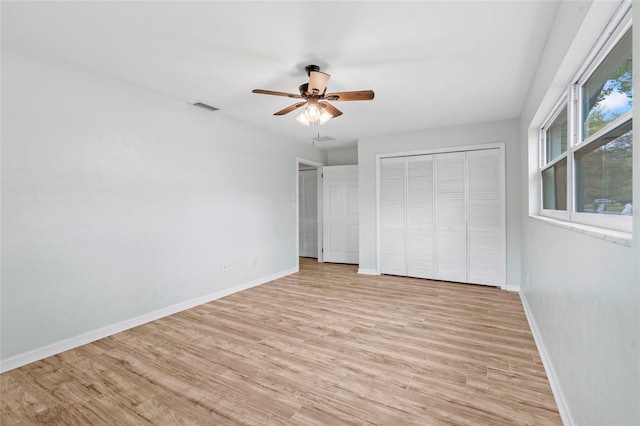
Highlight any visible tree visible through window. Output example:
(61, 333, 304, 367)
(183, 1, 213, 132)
(577, 27, 632, 216)
(575, 124, 632, 214)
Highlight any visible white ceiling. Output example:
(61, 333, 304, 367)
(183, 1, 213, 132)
(2, 1, 559, 150)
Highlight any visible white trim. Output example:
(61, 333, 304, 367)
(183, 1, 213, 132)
(572, 2, 632, 90)
(530, 214, 632, 246)
(542, 151, 568, 170)
(577, 111, 632, 149)
(539, 208, 569, 221)
(520, 290, 575, 426)
(498, 144, 507, 290)
(540, 97, 568, 167)
(505, 284, 520, 292)
(376, 142, 506, 160)
(375, 155, 382, 274)
(357, 268, 379, 275)
(570, 211, 632, 234)
(0, 267, 298, 373)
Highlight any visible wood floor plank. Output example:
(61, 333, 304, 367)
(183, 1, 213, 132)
(1, 258, 561, 425)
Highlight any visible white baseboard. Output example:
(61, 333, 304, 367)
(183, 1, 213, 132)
(0, 267, 297, 373)
(519, 291, 573, 426)
(357, 268, 379, 275)
(505, 284, 521, 292)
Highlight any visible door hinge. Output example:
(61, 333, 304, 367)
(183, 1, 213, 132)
(321, 248, 324, 253)
(321, 172, 324, 178)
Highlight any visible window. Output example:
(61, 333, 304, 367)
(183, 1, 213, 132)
(539, 13, 632, 233)
(542, 158, 567, 210)
(546, 105, 568, 163)
(580, 28, 633, 142)
(575, 122, 632, 215)
(541, 103, 569, 213)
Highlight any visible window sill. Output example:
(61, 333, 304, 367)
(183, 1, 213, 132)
(530, 215, 632, 247)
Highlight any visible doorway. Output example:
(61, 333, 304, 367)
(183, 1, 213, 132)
(296, 158, 324, 267)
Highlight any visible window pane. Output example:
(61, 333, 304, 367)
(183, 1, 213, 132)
(582, 28, 632, 140)
(575, 122, 632, 215)
(545, 105, 568, 163)
(542, 158, 567, 210)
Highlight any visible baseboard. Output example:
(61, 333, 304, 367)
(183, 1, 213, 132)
(0, 267, 297, 373)
(519, 290, 574, 426)
(505, 284, 521, 292)
(357, 268, 379, 275)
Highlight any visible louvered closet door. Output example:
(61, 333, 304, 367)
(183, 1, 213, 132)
(435, 152, 467, 283)
(467, 149, 502, 285)
(380, 157, 407, 276)
(406, 156, 435, 279)
(299, 169, 318, 258)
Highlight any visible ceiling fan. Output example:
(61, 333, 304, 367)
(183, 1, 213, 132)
(252, 65, 375, 126)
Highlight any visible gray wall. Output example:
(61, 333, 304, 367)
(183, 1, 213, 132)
(1, 49, 326, 362)
(357, 119, 522, 286)
(327, 146, 358, 166)
(519, 1, 639, 424)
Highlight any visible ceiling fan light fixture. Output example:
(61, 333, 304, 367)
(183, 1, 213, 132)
(319, 110, 333, 125)
(305, 106, 320, 120)
(304, 98, 321, 122)
(296, 112, 310, 126)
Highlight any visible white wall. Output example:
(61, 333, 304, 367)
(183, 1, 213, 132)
(520, 1, 639, 424)
(327, 146, 358, 166)
(358, 119, 522, 286)
(0, 50, 326, 366)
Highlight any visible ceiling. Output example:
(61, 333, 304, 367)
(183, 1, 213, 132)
(2, 1, 559, 150)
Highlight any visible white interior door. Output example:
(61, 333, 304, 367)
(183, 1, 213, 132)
(323, 165, 359, 264)
(299, 169, 318, 258)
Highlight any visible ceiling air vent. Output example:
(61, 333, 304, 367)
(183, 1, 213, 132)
(312, 136, 336, 143)
(192, 102, 219, 112)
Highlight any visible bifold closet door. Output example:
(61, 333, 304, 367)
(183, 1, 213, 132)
(467, 149, 502, 285)
(406, 156, 435, 279)
(434, 152, 467, 283)
(379, 148, 503, 287)
(380, 157, 406, 275)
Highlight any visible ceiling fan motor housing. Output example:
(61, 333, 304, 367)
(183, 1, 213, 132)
(305, 64, 320, 76)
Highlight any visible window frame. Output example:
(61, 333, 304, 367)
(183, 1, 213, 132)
(539, 97, 570, 221)
(538, 10, 632, 233)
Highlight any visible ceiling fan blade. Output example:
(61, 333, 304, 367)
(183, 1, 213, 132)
(252, 89, 303, 99)
(308, 71, 330, 95)
(324, 90, 375, 101)
(319, 101, 343, 118)
(274, 102, 307, 116)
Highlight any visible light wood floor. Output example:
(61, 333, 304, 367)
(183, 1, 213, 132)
(1, 259, 561, 425)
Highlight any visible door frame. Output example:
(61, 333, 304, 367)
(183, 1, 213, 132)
(375, 142, 506, 288)
(296, 158, 324, 268)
